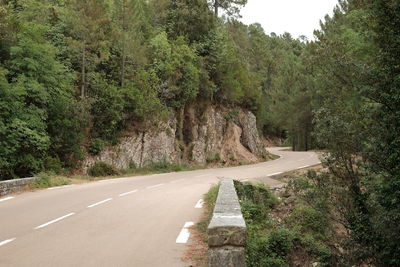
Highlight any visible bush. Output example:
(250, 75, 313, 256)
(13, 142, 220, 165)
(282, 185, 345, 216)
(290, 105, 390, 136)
(285, 205, 331, 240)
(206, 153, 221, 164)
(88, 162, 119, 177)
(267, 228, 295, 257)
(88, 138, 105, 156)
(43, 156, 63, 174)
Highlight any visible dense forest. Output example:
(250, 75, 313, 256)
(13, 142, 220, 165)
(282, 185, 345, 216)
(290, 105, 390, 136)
(0, 0, 310, 179)
(1, 0, 399, 264)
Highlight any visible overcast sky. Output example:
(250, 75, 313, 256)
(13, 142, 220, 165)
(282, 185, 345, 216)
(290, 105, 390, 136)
(240, 0, 339, 39)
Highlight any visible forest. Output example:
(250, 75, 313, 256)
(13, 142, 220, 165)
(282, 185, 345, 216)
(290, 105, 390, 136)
(0, 0, 308, 179)
(0, 0, 399, 265)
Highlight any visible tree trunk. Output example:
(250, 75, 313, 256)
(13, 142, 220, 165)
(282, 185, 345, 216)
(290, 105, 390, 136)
(81, 44, 86, 98)
(177, 105, 185, 142)
(214, 0, 219, 16)
(120, 0, 126, 88)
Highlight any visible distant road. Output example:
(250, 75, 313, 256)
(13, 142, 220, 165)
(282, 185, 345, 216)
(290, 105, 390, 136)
(0, 147, 320, 267)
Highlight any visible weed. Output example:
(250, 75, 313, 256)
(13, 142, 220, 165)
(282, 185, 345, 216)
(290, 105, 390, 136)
(31, 172, 70, 188)
(88, 162, 119, 177)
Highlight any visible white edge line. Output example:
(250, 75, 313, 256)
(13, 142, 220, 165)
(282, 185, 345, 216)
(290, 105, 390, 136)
(176, 222, 194, 244)
(146, 183, 164, 189)
(0, 238, 16, 247)
(119, 190, 138, 197)
(297, 165, 311, 169)
(267, 172, 283, 177)
(0, 196, 15, 202)
(87, 198, 113, 208)
(195, 199, 204, 208)
(47, 185, 73, 190)
(35, 213, 75, 229)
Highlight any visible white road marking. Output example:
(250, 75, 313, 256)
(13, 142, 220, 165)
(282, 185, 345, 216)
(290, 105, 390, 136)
(87, 198, 113, 208)
(119, 190, 138, 197)
(297, 165, 311, 169)
(195, 199, 204, 208)
(47, 185, 73, 190)
(0, 238, 16, 247)
(0, 196, 14, 202)
(195, 174, 208, 178)
(34, 213, 75, 229)
(267, 172, 283, 177)
(146, 183, 164, 189)
(176, 222, 194, 244)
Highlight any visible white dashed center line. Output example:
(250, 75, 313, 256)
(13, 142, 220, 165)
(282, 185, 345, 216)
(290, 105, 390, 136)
(0, 238, 16, 247)
(195, 174, 208, 178)
(176, 222, 194, 244)
(35, 213, 75, 229)
(87, 198, 113, 208)
(119, 190, 138, 197)
(146, 184, 164, 189)
(195, 199, 204, 208)
(0, 196, 14, 202)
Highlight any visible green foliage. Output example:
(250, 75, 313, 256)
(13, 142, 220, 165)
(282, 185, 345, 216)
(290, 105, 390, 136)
(285, 205, 331, 241)
(197, 184, 219, 233)
(88, 162, 119, 177)
(206, 153, 221, 164)
(88, 138, 105, 156)
(43, 156, 63, 174)
(31, 173, 70, 189)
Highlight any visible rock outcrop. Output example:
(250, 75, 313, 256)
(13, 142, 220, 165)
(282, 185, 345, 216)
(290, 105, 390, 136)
(82, 104, 267, 173)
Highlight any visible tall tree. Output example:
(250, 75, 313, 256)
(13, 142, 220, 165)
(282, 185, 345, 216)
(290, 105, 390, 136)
(64, 0, 111, 97)
(209, 0, 247, 17)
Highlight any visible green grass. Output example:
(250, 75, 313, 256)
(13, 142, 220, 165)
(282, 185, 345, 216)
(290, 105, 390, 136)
(197, 184, 219, 233)
(269, 153, 281, 160)
(30, 172, 70, 188)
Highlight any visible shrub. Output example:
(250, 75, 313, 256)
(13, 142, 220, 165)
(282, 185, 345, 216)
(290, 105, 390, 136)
(285, 205, 330, 240)
(88, 162, 119, 177)
(267, 228, 295, 258)
(43, 156, 63, 174)
(206, 153, 221, 164)
(88, 138, 105, 156)
(31, 172, 70, 188)
(224, 109, 239, 121)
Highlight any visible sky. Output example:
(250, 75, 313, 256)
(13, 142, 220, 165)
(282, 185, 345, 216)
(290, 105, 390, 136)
(240, 0, 339, 40)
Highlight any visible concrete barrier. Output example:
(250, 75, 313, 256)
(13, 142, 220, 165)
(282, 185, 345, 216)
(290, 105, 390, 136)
(0, 177, 38, 197)
(207, 178, 246, 267)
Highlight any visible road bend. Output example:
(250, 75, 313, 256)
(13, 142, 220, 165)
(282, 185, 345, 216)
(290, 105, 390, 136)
(0, 147, 320, 267)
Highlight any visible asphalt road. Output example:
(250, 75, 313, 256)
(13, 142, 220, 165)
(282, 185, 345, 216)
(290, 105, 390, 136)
(0, 147, 320, 267)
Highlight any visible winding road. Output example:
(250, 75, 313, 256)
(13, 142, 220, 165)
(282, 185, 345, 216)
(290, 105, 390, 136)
(0, 147, 320, 267)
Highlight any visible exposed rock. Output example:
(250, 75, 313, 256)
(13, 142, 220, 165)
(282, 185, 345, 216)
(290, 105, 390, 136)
(82, 119, 178, 173)
(82, 104, 268, 174)
(236, 110, 266, 157)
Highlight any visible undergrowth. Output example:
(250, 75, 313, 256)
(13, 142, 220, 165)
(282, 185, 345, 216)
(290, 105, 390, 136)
(30, 172, 70, 188)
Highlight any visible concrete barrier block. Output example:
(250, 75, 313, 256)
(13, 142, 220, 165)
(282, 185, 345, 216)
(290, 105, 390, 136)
(207, 178, 246, 267)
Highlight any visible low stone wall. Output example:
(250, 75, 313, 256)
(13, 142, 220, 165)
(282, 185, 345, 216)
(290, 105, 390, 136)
(0, 177, 38, 197)
(207, 178, 247, 267)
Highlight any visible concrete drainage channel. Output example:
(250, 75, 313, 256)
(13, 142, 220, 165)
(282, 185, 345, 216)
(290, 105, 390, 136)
(207, 178, 247, 267)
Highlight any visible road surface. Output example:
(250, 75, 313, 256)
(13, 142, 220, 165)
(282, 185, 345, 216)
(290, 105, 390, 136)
(0, 147, 320, 267)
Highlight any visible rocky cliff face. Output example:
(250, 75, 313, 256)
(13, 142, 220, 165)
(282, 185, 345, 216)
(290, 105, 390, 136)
(82, 104, 267, 173)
